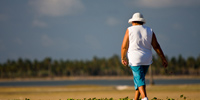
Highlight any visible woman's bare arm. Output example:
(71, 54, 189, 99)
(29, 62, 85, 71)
(151, 32, 168, 68)
(121, 29, 129, 66)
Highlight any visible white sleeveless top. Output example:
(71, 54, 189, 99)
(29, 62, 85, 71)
(127, 25, 153, 66)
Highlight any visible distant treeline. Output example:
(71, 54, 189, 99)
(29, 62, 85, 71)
(0, 54, 200, 78)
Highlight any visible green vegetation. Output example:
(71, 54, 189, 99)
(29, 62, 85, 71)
(0, 54, 200, 78)
(64, 95, 189, 100)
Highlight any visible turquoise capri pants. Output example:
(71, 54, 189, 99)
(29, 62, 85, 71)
(130, 65, 149, 90)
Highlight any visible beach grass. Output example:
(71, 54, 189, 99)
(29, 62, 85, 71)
(0, 84, 199, 100)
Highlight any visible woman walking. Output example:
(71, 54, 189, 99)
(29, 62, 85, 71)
(121, 12, 168, 100)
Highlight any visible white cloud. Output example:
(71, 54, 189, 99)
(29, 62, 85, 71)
(14, 37, 23, 45)
(85, 35, 102, 50)
(0, 39, 6, 51)
(32, 19, 48, 28)
(0, 14, 8, 21)
(56, 38, 70, 50)
(156, 33, 170, 43)
(131, 0, 200, 8)
(106, 17, 121, 26)
(172, 23, 183, 30)
(41, 34, 54, 47)
(40, 34, 70, 50)
(29, 0, 85, 17)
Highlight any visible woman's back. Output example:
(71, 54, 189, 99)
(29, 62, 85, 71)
(127, 25, 153, 66)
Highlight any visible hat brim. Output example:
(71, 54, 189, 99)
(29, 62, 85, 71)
(128, 18, 146, 24)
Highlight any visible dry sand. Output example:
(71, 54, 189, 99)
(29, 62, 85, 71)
(0, 84, 199, 100)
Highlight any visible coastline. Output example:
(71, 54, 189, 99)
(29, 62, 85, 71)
(0, 75, 200, 82)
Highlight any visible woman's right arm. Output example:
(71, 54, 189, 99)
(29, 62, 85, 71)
(151, 32, 168, 68)
(121, 29, 129, 66)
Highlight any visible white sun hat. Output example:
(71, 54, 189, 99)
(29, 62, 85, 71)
(128, 12, 146, 24)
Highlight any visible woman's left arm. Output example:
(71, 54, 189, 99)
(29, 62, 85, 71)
(121, 29, 129, 66)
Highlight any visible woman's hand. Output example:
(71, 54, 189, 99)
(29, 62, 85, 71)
(162, 59, 168, 68)
(121, 58, 128, 66)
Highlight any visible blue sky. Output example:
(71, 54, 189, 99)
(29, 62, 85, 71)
(0, 0, 200, 63)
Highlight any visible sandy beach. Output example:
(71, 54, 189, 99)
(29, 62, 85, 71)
(0, 76, 200, 100)
(0, 84, 200, 100)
